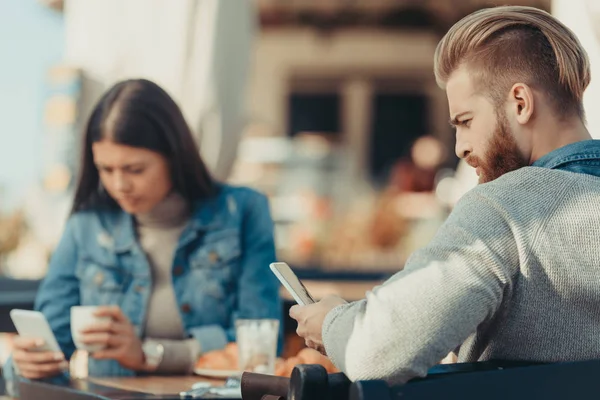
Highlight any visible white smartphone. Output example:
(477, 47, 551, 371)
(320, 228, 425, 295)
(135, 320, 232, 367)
(10, 309, 62, 353)
(270, 262, 315, 306)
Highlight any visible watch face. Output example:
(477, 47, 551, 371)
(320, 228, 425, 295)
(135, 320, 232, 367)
(143, 341, 164, 367)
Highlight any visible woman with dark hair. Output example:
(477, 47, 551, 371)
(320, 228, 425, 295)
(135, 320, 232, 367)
(4, 79, 281, 383)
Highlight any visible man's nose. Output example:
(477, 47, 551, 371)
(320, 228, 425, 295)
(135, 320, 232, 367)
(455, 137, 472, 159)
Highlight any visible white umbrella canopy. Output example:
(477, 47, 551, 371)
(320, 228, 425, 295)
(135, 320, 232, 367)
(63, 0, 256, 180)
(184, 0, 257, 179)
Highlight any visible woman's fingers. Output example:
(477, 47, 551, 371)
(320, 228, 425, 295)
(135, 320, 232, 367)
(90, 347, 124, 360)
(13, 349, 64, 364)
(17, 360, 67, 379)
(93, 306, 126, 322)
(79, 319, 126, 335)
(78, 332, 117, 347)
(13, 348, 67, 380)
(12, 336, 45, 351)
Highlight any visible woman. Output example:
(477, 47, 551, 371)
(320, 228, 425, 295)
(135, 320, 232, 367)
(4, 79, 282, 384)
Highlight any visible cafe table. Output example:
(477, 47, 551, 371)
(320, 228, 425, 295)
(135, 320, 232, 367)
(4, 374, 240, 400)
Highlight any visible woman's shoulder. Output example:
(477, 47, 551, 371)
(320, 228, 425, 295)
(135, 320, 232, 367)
(191, 183, 271, 227)
(215, 183, 269, 204)
(66, 207, 128, 235)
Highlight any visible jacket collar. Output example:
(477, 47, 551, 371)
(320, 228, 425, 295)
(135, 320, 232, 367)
(112, 191, 225, 253)
(532, 140, 600, 170)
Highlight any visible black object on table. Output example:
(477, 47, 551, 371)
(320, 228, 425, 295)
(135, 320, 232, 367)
(241, 365, 350, 400)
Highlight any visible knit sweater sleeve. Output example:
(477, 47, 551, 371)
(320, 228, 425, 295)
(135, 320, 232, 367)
(322, 188, 523, 385)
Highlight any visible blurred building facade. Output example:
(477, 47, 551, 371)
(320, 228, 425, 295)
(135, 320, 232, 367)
(232, 0, 551, 270)
(15, 0, 600, 277)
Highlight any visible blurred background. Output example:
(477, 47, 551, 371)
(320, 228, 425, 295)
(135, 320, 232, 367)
(1, 0, 599, 293)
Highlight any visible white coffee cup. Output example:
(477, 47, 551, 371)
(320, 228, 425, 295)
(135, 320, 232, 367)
(70, 306, 111, 353)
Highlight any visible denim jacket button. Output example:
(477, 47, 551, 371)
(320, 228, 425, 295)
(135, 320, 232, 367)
(209, 251, 220, 264)
(173, 266, 184, 276)
(135, 285, 145, 293)
(181, 303, 192, 313)
(94, 272, 104, 285)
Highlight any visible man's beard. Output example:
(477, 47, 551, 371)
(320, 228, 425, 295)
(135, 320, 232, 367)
(468, 111, 529, 184)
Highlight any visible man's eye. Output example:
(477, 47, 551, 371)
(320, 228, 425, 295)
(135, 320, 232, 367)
(457, 119, 472, 128)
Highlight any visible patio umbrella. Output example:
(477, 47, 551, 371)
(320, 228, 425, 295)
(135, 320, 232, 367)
(63, 0, 256, 179)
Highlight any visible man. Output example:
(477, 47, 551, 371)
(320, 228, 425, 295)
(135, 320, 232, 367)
(290, 5, 600, 385)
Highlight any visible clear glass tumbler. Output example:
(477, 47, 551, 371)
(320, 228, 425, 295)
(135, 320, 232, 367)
(235, 319, 279, 374)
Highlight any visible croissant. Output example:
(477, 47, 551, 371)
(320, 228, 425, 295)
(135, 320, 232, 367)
(195, 344, 339, 377)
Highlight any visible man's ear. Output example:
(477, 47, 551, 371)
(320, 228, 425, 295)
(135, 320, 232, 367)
(509, 83, 534, 125)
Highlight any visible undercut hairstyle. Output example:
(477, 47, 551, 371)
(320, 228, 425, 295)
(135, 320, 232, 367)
(434, 6, 590, 120)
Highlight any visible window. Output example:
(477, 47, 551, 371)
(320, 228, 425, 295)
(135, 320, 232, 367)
(288, 93, 340, 137)
(369, 93, 428, 184)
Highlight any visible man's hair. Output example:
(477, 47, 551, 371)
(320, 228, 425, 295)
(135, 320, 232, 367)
(434, 6, 590, 120)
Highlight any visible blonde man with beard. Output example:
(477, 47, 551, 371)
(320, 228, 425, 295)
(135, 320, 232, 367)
(291, 6, 600, 385)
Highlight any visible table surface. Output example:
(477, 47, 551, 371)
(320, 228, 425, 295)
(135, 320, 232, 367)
(0, 375, 229, 400)
(0, 279, 380, 398)
(88, 375, 224, 396)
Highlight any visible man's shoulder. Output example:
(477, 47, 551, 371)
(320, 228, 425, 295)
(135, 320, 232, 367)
(472, 166, 586, 200)
(456, 167, 600, 221)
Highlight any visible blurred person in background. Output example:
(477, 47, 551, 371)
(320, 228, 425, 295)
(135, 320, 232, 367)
(389, 135, 446, 193)
(3, 79, 281, 388)
(291, 5, 600, 385)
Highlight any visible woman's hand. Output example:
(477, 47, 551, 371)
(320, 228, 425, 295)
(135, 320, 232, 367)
(12, 337, 67, 379)
(79, 306, 146, 371)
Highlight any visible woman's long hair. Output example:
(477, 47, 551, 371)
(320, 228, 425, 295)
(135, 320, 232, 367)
(72, 79, 215, 213)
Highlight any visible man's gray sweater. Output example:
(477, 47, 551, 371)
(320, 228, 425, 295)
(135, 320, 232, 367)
(323, 167, 600, 384)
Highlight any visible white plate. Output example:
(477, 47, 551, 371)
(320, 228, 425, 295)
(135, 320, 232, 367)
(193, 368, 242, 378)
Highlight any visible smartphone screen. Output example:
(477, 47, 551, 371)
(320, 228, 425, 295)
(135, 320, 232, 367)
(270, 262, 315, 305)
(10, 309, 62, 353)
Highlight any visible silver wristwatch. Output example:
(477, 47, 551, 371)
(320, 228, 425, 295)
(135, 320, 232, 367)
(142, 340, 164, 371)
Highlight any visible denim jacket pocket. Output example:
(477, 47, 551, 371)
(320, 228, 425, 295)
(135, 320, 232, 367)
(188, 232, 241, 324)
(190, 231, 241, 275)
(75, 256, 130, 306)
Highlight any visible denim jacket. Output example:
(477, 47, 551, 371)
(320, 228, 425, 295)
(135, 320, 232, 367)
(532, 139, 600, 176)
(3, 184, 282, 386)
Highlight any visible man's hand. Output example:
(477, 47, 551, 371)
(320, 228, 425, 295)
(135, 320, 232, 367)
(79, 306, 146, 371)
(289, 295, 347, 354)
